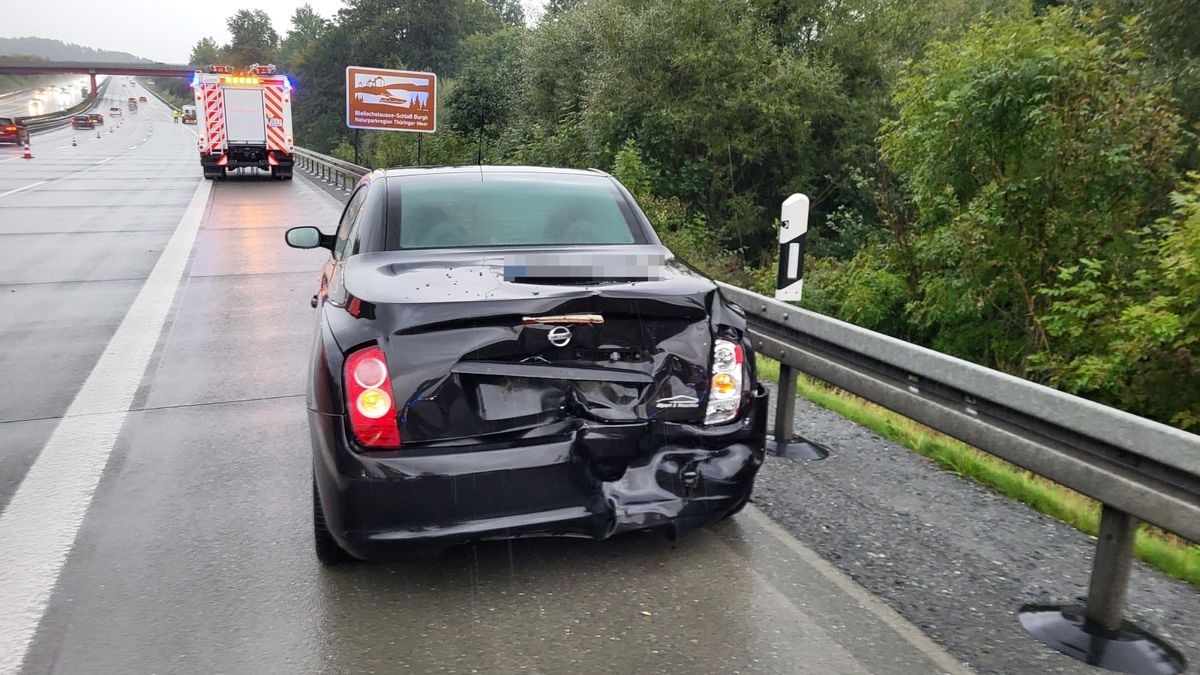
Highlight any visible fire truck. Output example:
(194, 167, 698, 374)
(192, 64, 294, 180)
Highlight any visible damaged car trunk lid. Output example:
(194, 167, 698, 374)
(339, 247, 733, 447)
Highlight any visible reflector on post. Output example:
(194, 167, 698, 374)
(775, 193, 808, 302)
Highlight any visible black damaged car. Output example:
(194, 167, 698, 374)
(286, 166, 768, 564)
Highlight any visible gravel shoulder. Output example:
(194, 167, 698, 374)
(753, 383, 1200, 674)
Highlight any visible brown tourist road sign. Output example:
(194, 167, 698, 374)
(345, 66, 437, 133)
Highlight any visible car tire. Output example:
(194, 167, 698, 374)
(313, 476, 352, 566)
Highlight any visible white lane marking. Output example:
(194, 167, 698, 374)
(0, 181, 47, 200)
(0, 157, 23, 164)
(742, 507, 970, 674)
(0, 177, 212, 674)
(94, 158, 112, 165)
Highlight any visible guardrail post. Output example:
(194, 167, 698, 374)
(774, 363, 798, 446)
(1086, 504, 1136, 631)
(1019, 503, 1185, 673)
(765, 362, 828, 460)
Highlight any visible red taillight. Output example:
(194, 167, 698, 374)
(4, 126, 15, 132)
(344, 345, 400, 449)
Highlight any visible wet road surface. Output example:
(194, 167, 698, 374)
(0, 81, 966, 674)
(0, 78, 91, 119)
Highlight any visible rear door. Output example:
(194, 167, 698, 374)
(223, 88, 266, 144)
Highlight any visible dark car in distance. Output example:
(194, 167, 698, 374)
(286, 166, 768, 564)
(71, 115, 95, 130)
(0, 117, 30, 145)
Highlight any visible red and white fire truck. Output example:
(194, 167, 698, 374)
(192, 64, 294, 180)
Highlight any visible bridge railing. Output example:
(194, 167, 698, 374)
(293, 147, 370, 191)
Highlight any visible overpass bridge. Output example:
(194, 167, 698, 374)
(0, 76, 1196, 675)
(0, 60, 193, 96)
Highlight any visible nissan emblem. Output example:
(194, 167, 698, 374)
(547, 326, 572, 347)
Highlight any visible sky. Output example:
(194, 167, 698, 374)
(1, 1, 545, 64)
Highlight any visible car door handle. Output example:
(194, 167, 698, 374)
(310, 294, 319, 308)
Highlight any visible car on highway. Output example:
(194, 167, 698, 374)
(139, 95, 147, 103)
(286, 166, 768, 564)
(0, 117, 30, 145)
(71, 115, 95, 130)
(89, 112, 104, 126)
(108, 106, 122, 117)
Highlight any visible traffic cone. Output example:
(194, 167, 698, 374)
(96, 129, 101, 139)
(72, 137, 77, 147)
(22, 142, 32, 159)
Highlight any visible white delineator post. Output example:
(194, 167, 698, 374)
(776, 193, 809, 302)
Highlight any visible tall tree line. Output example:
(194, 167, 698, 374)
(196, 0, 1199, 429)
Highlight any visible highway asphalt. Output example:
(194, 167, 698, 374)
(0, 77, 90, 119)
(0, 78, 970, 674)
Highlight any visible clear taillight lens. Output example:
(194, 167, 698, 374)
(705, 338, 744, 425)
(344, 345, 400, 449)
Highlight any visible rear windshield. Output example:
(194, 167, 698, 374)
(0, 118, 12, 126)
(386, 173, 643, 250)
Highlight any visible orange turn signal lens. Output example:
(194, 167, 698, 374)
(712, 373, 737, 395)
(356, 389, 392, 420)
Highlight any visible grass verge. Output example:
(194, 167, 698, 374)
(756, 354, 1200, 589)
(137, 78, 189, 110)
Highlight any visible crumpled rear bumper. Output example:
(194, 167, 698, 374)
(311, 386, 768, 559)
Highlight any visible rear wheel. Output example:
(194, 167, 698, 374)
(313, 477, 351, 566)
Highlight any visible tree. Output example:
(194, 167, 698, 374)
(337, 0, 505, 75)
(444, 30, 523, 162)
(878, 9, 1186, 369)
(225, 9, 279, 66)
(189, 37, 224, 66)
(544, 0, 582, 16)
(279, 4, 329, 69)
(485, 0, 525, 27)
(1082, 0, 1200, 124)
(516, 0, 845, 257)
(1034, 174, 1200, 429)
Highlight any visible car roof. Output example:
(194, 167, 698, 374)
(374, 165, 611, 180)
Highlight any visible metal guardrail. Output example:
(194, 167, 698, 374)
(719, 280, 1198, 666)
(293, 147, 369, 192)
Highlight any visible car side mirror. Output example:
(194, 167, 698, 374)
(285, 226, 334, 251)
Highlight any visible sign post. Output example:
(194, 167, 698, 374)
(345, 66, 437, 165)
(766, 192, 827, 461)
